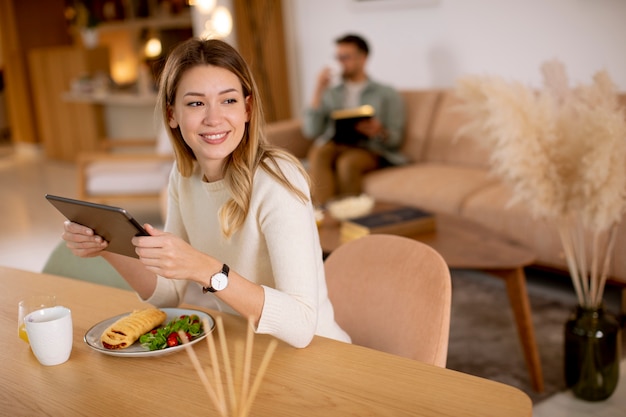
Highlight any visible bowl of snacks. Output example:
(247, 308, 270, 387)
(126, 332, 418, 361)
(326, 194, 375, 221)
(314, 207, 325, 227)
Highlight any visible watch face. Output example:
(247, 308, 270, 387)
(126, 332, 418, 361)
(211, 273, 228, 291)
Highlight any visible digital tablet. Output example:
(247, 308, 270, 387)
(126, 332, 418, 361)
(45, 194, 149, 258)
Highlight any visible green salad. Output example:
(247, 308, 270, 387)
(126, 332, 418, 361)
(139, 314, 203, 351)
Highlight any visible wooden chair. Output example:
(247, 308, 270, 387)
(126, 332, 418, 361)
(324, 234, 452, 367)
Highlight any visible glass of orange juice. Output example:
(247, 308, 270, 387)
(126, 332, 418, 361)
(18, 295, 56, 343)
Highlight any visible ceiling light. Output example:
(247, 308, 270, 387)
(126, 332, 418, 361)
(144, 38, 162, 58)
(191, 0, 216, 15)
(211, 6, 233, 38)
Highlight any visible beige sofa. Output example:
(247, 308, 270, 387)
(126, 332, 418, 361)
(266, 90, 626, 286)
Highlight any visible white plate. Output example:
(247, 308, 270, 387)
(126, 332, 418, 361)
(84, 308, 215, 357)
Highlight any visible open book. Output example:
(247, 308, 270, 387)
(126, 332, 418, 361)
(331, 104, 375, 145)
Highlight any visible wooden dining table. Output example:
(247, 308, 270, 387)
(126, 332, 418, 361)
(0, 266, 532, 416)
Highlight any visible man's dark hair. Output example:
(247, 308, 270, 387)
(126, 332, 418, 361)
(335, 34, 369, 56)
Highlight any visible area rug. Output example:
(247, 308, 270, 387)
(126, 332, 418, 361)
(446, 268, 625, 404)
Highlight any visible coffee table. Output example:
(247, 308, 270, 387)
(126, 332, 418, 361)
(318, 202, 544, 393)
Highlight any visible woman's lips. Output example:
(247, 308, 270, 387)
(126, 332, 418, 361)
(200, 131, 229, 143)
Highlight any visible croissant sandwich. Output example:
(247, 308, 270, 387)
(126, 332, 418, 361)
(101, 308, 167, 350)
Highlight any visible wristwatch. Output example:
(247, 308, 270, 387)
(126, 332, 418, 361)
(202, 264, 230, 293)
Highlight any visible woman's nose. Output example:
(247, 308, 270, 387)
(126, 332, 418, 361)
(202, 106, 221, 124)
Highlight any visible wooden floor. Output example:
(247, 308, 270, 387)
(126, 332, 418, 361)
(1, 144, 625, 416)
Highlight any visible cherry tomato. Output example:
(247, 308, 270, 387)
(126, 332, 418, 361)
(167, 332, 179, 347)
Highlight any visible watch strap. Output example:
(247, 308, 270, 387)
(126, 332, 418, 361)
(202, 264, 230, 293)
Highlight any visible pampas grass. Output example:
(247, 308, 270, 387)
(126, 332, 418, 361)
(456, 60, 626, 308)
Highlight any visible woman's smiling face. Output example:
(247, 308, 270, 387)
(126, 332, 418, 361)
(168, 64, 250, 181)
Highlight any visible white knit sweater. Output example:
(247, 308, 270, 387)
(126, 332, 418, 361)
(145, 159, 350, 348)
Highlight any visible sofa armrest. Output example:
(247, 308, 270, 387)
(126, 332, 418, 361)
(266, 119, 312, 159)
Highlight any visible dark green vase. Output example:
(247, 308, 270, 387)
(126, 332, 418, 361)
(564, 305, 621, 401)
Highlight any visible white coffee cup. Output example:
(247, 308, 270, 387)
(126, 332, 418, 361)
(25, 306, 73, 366)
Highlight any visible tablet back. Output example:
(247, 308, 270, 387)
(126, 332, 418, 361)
(45, 194, 148, 258)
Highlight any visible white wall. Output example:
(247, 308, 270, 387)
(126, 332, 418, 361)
(286, 0, 626, 112)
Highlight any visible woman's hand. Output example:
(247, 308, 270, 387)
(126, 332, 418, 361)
(132, 224, 218, 282)
(135, 225, 264, 324)
(62, 221, 108, 258)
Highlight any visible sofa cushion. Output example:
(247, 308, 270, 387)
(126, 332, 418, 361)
(463, 180, 626, 285)
(424, 91, 491, 169)
(460, 182, 566, 270)
(398, 90, 443, 162)
(363, 162, 497, 215)
(265, 118, 312, 159)
(608, 223, 626, 285)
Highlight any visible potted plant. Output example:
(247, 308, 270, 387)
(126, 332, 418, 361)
(455, 61, 625, 401)
(66, 1, 102, 48)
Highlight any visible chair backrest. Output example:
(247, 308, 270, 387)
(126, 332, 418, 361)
(42, 241, 133, 291)
(324, 234, 451, 367)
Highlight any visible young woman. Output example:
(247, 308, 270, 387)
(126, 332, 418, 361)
(62, 38, 350, 348)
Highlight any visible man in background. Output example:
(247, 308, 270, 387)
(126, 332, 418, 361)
(302, 34, 405, 205)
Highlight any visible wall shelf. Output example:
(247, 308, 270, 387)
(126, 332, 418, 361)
(63, 92, 157, 107)
(96, 11, 192, 32)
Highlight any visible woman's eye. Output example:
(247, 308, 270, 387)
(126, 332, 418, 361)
(187, 101, 203, 107)
(224, 98, 238, 104)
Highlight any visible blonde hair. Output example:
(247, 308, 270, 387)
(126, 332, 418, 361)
(157, 38, 309, 237)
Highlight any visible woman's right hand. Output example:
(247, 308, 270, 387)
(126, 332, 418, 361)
(62, 220, 108, 258)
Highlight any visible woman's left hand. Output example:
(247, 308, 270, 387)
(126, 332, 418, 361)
(132, 224, 216, 282)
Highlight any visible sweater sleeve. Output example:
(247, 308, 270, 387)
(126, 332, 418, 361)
(253, 160, 324, 347)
